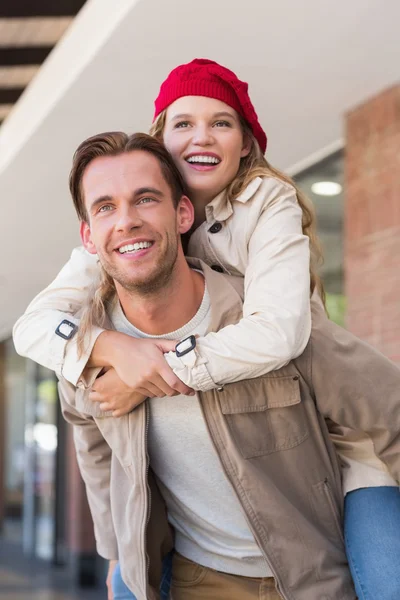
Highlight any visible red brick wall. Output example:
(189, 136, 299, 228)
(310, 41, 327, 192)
(345, 84, 400, 364)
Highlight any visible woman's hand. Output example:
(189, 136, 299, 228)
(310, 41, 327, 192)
(90, 330, 195, 398)
(90, 368, 148, 417)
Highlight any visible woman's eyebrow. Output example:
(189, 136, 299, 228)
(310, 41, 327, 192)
(170, 113, 191, 121)
(170, 110, 237, 121)
(213, 111, 236, 119)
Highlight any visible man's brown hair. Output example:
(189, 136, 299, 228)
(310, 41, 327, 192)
(69, 131, 188, 221)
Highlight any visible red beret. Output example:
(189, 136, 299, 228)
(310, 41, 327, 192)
(153, 58, 267, 154)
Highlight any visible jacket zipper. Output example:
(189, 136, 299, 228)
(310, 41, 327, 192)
(198, 397, 290, 600)
(143, 402, 152, 597)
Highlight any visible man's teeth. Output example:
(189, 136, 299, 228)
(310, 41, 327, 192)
(118, 242, 152, 254)
(186, 155, 220, 164)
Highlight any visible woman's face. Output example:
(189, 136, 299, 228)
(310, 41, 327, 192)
(163, 96, 250, 209)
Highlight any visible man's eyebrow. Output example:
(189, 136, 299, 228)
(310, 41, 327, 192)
(89, 195, 113, 212)
(134, 187, 164, 198)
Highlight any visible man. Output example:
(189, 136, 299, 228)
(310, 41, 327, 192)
(59, 131, 400, 600)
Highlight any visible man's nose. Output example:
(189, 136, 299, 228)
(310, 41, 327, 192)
(192, 124, 214, 146)
(115, 207, 142, 232)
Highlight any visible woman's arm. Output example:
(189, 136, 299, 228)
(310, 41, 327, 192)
(13, 246, 192, 396)
(13, 246, 102, 384)
(166, 182, 312, 391)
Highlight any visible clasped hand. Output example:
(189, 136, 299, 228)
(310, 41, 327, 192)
(89, 334, 195, 416)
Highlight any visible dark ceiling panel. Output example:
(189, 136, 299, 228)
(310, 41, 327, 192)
(0, 1, 87, 18)
(0, 47, 52, 66)
(0, 88, 24, 103)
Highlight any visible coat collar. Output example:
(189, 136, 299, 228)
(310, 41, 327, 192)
(204, 177, 263, 224)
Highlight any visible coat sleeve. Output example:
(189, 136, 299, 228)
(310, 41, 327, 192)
(13, 246, 103, 385)
(310, 300, 400, 484)
(58, 380, 118, 560)
(166, 179, 312, 390)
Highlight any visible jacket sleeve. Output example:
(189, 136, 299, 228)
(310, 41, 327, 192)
(310, 300, 400, 484)
(13, 246, 103, 385)
(58, 379, 118, 560)
(166, 180, 312, 390)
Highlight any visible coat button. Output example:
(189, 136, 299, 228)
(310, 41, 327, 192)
(211, 265, 224, 273)
(208, 222, 222, 234)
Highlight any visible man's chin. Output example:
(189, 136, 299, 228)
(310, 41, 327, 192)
(113, 266, 169, 295)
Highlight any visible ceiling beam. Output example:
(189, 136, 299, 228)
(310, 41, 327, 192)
(0, 1, 87, 18)
(0, 47, 52, 66)
(0, 87, 23, 103)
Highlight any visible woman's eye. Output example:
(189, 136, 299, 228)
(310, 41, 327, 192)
(214, 120, 231, 127)
(174, 121, 190, 129)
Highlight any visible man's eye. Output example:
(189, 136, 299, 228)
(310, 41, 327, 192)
(174, 121, 190, 129)
(214, 120, 231, 127)
(138, 197, 154, 205)
(98, 205, 113, 213)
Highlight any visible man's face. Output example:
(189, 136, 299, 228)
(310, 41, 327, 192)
(80, 150, 192, 295)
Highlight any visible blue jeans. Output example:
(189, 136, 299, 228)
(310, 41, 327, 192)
(344, 486, 400, 600)
(112, 552, 172, 599)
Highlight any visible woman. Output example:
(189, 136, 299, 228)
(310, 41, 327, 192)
(13, 59, 400, 599)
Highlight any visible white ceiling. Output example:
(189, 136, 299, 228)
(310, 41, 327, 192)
(1, 0, 399, 340)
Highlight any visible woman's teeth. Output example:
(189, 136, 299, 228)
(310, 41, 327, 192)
(186, 155, 220, 164)
(118, 241, 152, 254)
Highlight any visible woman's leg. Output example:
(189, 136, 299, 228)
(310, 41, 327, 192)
(344, 486, 400, 600)
(112, 554, 173, 600)
(112, 562, 136, 600)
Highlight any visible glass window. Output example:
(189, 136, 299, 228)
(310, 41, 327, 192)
(294, 151, 345, 326)
(3, 338, 26, 543)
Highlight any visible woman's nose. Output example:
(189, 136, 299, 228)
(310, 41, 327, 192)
(192, 124, 214, 146)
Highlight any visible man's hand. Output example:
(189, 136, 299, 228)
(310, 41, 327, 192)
(106, 559, 118, 600)
(90, 368, 147, 416)
(90, 331, 195, 398)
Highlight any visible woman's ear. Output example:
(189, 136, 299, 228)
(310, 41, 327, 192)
(177, 195, 195, 235)
(240, 132, 252, 158)
(80, 220, 97, 254)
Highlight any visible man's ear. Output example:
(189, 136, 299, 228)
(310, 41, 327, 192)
(80, 220, 97, 254)
(240, 132, 252, 158)
(177, 195, 195, 235)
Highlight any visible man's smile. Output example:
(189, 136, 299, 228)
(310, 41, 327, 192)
(114, 238, 155, 259)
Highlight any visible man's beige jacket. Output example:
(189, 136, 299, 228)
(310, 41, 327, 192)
(58, 261, 400, 600)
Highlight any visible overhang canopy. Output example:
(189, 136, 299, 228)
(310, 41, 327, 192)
(0, 0, 399, 339)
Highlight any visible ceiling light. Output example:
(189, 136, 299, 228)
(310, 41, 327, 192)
(311, 181, 342, 196)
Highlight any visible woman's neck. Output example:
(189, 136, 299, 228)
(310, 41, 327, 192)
(190, 190, 213, 230)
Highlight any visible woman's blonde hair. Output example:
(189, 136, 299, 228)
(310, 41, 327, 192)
(150, 112, 325, 303)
